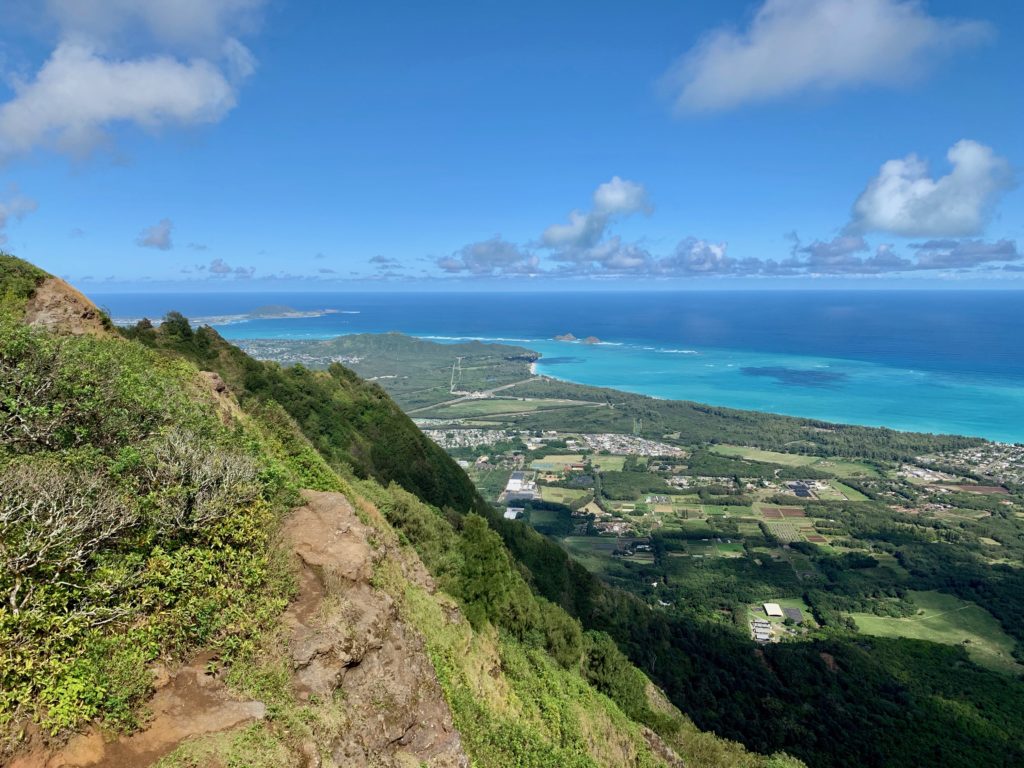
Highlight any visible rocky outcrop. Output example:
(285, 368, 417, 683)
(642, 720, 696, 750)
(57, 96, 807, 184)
(281, 490, 468, 768)
(22, 278, 109, 337)
(199, 370, 243, 425)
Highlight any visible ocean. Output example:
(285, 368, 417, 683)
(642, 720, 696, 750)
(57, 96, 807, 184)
(93, 291, 1024, 443)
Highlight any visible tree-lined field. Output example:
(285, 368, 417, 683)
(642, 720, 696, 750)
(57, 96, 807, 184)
(850, 591, 1021, 675)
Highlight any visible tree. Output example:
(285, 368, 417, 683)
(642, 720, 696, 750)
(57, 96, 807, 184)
(458, 514, 514, 629)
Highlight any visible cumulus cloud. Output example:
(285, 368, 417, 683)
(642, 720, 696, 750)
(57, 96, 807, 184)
(795, 236, 913, 274)
(662, 237, 733, 274)
(370, 254, 402, 268)
(208, 257, 253, 278)
(439, 174, 1018, 281)
(136, 218, 173, 250)
(849, 140, 1014, 237)
(0, 187, 38, 244)
(909, 238, 1019, 269)
(664, 0, 991, 112)
(0, 44, 240, 157)
(0, 1, 263, 158)
(437, 237, 540, 276)
(543, 176, 650, 250)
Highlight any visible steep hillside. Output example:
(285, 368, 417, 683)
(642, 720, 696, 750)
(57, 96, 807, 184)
(1, 254, 797, 767)
(122, 316, 485, 515)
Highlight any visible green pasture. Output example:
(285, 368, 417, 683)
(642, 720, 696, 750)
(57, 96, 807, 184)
(422, 398, 582, 418)
(849, 590, 1021, 675)
(711, 445, 819, 466)
(831, 480, 868, 500)
(710, 445, 880, 478)
(539, 485, 588, 504)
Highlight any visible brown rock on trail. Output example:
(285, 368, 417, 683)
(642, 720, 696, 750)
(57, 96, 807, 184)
(282, 490, 469, 768)
(22, 277, 110, 337)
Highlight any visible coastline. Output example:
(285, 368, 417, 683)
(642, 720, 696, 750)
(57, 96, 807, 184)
(230, 329, 1024, 443)
(520, 338, 1022, 443)
(92, 290, 1024, 443)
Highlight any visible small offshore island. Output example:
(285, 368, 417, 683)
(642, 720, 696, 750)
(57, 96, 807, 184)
(554, 332, 603, 344)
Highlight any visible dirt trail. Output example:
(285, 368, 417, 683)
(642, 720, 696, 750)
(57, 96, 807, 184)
(8, 656, 265, 768)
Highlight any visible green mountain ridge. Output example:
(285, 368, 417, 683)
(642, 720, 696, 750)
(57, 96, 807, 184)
(1, 254, 798, 767)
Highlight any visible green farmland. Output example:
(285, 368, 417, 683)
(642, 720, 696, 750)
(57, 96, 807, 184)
(711, 445, 880, 477)
(850, 590, 1022, 675)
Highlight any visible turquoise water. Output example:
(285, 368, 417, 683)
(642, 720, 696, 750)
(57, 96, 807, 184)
(96, 291, 1024, 442)
(524, 339, 1024, 441)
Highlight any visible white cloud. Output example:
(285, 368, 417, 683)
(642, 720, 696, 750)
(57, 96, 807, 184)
(0, 1, 262, 159)
(543, 176, 650, 250)
(664, 0, 991, 112)
(0, 187, 38, 244)
(664, 238, 732, 274)
(850, 140, 1014, 237)
(0, 44, 238, 157)
(909, 238, 1019, 269)
(593, 176, 650, 215)
(136, 218, 173, 250)
(46, 0, 265, 52)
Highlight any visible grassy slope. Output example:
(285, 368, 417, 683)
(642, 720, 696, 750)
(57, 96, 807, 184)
(124, 320, 486, 516)
(0, 252, 47, 312)
(850, 591, 1021, 675)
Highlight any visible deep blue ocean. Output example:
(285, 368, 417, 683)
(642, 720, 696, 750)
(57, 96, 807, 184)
(93, 291, 1024, 442)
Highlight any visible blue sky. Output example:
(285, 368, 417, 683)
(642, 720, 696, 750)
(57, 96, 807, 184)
(0, 0, 1021, 290)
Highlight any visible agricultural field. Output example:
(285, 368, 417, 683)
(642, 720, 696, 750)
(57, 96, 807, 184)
(711, 445, 880, 477)
(561, 536, 636, 573)
(539, 485, 588, 504)
(418, 398, 589, 418)
(466, 467, 511, 500)
(849, 591, 1022, 675)
(712, 445, 820, 466)
(830, 480, 868, 500)
(532, 453, 626, 471)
